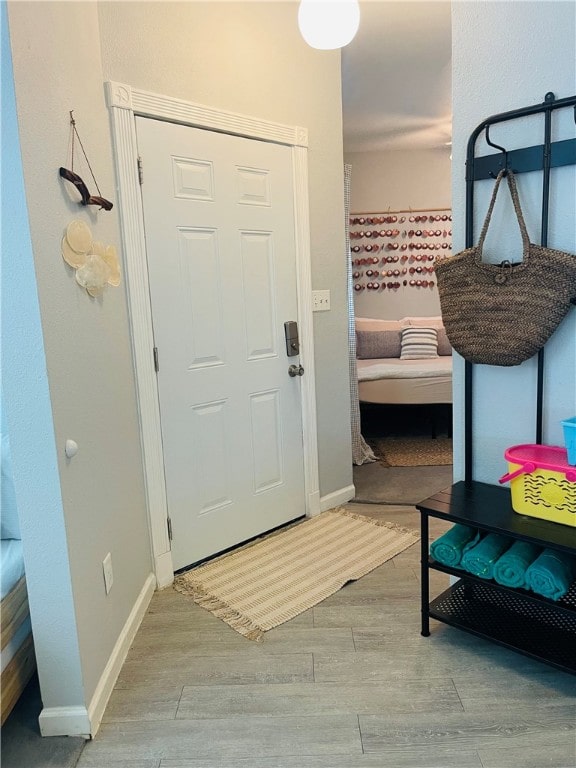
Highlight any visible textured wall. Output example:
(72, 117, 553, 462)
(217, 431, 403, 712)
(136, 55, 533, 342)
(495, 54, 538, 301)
(344, 148, 451, 319)
(451, 1, 576, 484)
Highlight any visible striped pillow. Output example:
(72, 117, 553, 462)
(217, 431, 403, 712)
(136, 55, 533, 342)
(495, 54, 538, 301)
(400, 327, 438, 360)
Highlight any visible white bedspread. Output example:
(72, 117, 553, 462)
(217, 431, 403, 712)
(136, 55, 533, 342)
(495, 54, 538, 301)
(1, 539, 25, 600)
(357, 357, 452, 382)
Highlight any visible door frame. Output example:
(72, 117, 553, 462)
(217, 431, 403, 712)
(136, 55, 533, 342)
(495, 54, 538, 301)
(106, 81, 320, 587)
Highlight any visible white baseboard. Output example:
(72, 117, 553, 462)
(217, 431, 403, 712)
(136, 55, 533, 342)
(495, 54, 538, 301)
(86, 572, 156, 736)
(320, 484, 356, 512)
(155, 550, 174, 588)
(39, 706, 91, 738)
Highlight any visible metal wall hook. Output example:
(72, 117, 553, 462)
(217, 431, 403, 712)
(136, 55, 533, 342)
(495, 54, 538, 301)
(485, 124, 508, 155)
(485, 124, 509, 177)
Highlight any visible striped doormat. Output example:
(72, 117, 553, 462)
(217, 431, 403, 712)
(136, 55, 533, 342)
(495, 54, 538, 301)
(173, 508, 419, 640)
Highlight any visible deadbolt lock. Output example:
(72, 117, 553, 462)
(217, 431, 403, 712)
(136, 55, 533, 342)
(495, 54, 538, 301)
(284, 321, 300, 357)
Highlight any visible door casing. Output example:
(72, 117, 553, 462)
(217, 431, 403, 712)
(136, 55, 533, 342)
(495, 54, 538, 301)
(106, 81, 320, 587)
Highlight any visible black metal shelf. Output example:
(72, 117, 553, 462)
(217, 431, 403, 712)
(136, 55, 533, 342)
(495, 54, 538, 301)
(419, 481, 576, 555)
(429, 580, 576, 675)
(428, 558, 576, 619)
(428, 557, 576, 620)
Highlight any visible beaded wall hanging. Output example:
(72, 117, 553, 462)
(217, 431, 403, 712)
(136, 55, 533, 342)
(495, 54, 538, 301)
(350, 208, 452, 294)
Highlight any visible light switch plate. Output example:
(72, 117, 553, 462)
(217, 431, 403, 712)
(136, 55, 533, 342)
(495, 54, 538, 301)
(312, 290, 331, 312)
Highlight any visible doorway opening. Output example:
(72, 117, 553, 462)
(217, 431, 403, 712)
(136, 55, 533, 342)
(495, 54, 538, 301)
(341, 2, 453, 503)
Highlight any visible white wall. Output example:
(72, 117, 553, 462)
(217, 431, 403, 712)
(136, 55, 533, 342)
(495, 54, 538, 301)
(1, 3, 86, 722)
(344, 148, 451, 319)
(451, 1, 576, 484)
(344, 148, 451, 212)
(96, 1, 352, 505)
(5, 0, 352, 733)
(6, 0, 154, 732)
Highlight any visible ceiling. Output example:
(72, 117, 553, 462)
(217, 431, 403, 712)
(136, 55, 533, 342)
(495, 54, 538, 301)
(341, 1, 452, 153)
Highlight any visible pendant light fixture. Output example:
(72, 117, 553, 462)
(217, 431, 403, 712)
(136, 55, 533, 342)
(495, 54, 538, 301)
(298, 0, 360, 50)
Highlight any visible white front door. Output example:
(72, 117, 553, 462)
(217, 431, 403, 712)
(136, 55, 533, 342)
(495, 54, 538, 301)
(136, 117, 306, 570)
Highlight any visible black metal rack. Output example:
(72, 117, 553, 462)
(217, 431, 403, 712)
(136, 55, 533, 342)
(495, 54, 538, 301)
(464, 91, 576, 472)
(417, 92, 576, 675)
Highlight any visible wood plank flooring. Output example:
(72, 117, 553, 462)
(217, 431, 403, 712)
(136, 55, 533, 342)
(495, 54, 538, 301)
(77, 503, 576, 768)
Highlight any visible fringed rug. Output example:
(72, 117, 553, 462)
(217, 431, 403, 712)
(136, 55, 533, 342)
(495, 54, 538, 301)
(173, 507, 419, 640)
(370, 435, 453, 467)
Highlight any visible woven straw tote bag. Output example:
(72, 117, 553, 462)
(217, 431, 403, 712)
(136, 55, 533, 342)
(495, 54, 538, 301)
(435, 169, 576, 366)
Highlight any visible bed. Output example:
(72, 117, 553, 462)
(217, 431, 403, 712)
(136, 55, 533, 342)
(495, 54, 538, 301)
(355, 315, 453, 406)
(1, 430, 36, 725)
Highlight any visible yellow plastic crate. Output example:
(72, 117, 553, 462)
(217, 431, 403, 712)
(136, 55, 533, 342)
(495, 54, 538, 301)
(499, 444, 576, 527)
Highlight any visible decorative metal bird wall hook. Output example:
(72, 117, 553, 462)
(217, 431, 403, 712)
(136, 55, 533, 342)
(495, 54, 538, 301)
(59, 111, 113, 211)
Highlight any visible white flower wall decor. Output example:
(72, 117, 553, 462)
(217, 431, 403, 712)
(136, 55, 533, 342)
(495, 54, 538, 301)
(61, 219, 121, 297)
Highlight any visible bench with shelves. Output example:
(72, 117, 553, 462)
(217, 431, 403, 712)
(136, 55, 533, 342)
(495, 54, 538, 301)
(417, 481, 576, 675)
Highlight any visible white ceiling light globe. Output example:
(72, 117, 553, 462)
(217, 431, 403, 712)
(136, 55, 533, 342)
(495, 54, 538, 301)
(298, 0, 360, 50)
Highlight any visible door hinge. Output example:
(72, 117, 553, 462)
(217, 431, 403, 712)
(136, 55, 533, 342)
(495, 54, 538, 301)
(167, 517, 173, 541)
(137, 156, 143, 185)
(153, 346, 159, 372)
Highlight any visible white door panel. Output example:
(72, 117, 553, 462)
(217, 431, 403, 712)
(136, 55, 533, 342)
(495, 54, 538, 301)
(136, 118, 305, 569)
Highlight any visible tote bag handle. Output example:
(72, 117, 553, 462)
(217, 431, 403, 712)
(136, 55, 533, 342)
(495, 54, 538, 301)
(476, 170, 531, 261)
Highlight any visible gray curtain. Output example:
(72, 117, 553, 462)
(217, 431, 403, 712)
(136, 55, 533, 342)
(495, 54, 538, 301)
(344, 164, 376, 465)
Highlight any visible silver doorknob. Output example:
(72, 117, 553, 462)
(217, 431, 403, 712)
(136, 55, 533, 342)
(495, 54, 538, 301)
(288, 364, 305, 377)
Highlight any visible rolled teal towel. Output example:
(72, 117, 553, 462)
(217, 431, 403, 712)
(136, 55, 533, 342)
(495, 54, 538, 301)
(492, 541, 542, 589)
(430, 524, 481, 568)
(461, 533, 511, 579)
(524, 550, 576, 601)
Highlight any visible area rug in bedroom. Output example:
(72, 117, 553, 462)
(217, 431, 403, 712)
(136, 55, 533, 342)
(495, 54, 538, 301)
(173, 507, 419, 639)
(369, 435, 453, 466)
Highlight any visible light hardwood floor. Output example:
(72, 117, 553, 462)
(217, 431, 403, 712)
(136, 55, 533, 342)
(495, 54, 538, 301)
(77, 503, 576, 768)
